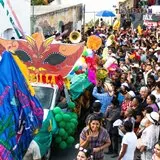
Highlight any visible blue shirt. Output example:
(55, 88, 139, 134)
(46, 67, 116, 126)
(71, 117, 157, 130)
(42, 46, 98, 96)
(118, 92, 125, 105)
(92, 86, 113, 113)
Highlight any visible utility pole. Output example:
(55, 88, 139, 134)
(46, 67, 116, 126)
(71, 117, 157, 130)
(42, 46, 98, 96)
(85, 11, 97, 28)
(31, 3, 35, 34)
(83, 4, 85, 34)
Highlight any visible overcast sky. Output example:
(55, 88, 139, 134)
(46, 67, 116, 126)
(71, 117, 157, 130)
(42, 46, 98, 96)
(66, 0, 117, 11)
(66, 0, 117, 22)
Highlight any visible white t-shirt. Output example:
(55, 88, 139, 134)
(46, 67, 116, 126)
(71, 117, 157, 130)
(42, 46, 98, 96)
(120, 132, 137, 160)
(152, 90, 160, 109)
(23, 140, 41, 160)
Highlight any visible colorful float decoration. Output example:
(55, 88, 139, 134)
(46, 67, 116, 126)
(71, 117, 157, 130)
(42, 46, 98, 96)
(0, 32, 84, 87)
(87, 35, 102, 51)
(0, 51, 43, 159)
(53, 105, 78, 149)
(96, 68, 108, 81)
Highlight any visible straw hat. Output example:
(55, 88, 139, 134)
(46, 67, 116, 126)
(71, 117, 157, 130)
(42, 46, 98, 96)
(146, 112, 159, 124)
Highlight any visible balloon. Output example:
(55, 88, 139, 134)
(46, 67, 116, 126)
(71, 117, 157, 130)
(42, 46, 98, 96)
(66, 136, 75, 144)
(70, 112, 78, 119)
(69, 71, 75, 75)
(67, 128, 73, 134)
(70, 118, 78, 126)
(73, 66, 79, 72)
(55, 114, 63, 122)
(58, 128, 66, 136)
(69, 122, 76, 129)
(68, 101, 76, 109)
(59, 121, 66, 128)
(53, 107, 62, 114)
(87, 35, 102, 51)
(80, 57, 86, 64)
(63, 132, 68, 140)
(55, 136, 62, 143)
(86, 48, 93, 57)
(79, 66, 82, 70)
(82, 50, 88, 57)
(63, 114, 71, 121)
(59, 141, 67, 149)
(64, 123, 71, 131)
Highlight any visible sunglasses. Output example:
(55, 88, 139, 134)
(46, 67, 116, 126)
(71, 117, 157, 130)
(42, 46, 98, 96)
(79, 147, 88, 153)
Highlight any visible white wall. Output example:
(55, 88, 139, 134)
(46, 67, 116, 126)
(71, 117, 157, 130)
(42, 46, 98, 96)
(0, 0, 30, 39)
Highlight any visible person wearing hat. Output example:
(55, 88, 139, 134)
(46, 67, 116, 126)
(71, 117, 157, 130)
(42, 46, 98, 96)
(139, 112, 160, 160)
(136, 106, 153, 138)
(117, 82, 130, 106)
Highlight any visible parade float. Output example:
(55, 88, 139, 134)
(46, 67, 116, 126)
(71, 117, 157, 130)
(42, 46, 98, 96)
(0, 32, 85, 159)
(0, 28, 114, 159)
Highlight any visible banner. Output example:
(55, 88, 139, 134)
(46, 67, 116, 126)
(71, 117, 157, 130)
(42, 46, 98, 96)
(0, 51, 43, 159)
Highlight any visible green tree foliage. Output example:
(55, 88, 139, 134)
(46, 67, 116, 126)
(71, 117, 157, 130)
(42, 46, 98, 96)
(31, 0, 44, 5)
(31, 0, 54, 5)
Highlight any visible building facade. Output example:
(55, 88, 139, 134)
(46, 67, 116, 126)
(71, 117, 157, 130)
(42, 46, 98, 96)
(31, 3, 84, 37)
(0, 0, 30, 39)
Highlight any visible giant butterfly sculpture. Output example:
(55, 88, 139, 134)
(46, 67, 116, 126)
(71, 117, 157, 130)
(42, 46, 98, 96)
(0, 33, 84, 78)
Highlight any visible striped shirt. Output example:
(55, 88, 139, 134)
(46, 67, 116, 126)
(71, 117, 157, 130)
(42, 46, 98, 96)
(80, 126, 110, 160)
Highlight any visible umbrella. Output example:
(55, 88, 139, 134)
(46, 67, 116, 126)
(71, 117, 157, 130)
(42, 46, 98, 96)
(96, 10, 115, 17)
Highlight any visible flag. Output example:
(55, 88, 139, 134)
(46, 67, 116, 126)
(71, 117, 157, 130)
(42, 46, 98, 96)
(113, 19, 120, 31)
(137, 25, 143, 35)
(0, 51, 43, 160)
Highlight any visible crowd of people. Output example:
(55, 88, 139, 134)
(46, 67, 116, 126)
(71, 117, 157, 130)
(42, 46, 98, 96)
(73, 22, 160, 160)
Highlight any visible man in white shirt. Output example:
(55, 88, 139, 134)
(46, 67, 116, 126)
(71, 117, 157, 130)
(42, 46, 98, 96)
(118, 120, 137, 160)
(23, 140, 41, 160)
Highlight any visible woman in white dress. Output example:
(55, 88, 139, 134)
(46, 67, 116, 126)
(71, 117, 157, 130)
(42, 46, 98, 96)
(139, 112, 160, 160)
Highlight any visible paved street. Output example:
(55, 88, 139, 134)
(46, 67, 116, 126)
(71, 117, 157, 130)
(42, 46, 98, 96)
(50, 142, 118, 160)
(51, 145, 140, 160)
(51, 148, 117, 160)
(50, 132, 119, 160)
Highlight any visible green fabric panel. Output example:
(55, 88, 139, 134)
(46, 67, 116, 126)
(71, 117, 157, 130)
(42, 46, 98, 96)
(34, 111, 58, 157)
(69, 73, 91, 100)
